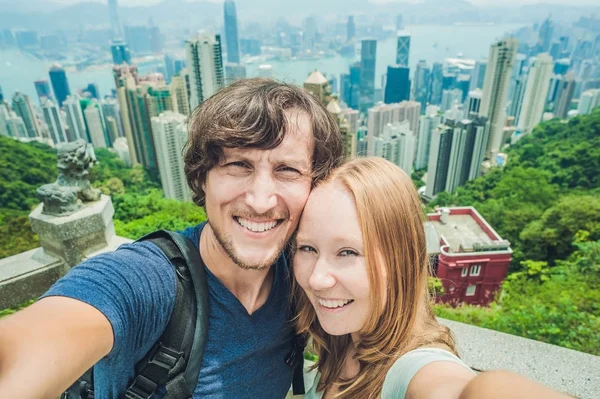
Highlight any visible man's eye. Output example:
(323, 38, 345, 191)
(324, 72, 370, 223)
(228, 161, 249, 168)
(278, 166, 300, 174)
(339, 249, 358, 257)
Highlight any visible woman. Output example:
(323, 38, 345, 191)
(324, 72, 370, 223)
(292, 157, 571, 399)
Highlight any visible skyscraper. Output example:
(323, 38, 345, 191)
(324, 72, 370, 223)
(347, 16, 356, 42)
(396, 15, 404, 31)
(554, 71, 576, 119)
(225, 63, 247, 84)
(507, 74, 527, 121)
(170, 75, 191, 116)
(108, 0, 122, 38)
(372, 120, 414, 174)
(413, 60, 431, 110)
(578, 89, 600, 115)
(11, 91, 40, 138)
(359, 39, 377, 112)
(84, 101, 109, 148)
(34, 80, 52, 102)
(466, 89, 482, 115)
(538, 16, 553, 53)
(425, 116, 489, 199)
(441, 89, 463, 112)
(348, 63, 361, 110)
(41, 98, 68, 144)
(395, 32, 410, 67)
(185, 33, 225, 110)
(4, 112, 28, 138)
(224, 0, 241, 64)
(327, 98, 355, 158)
(101, 97, 124, 139)
(480, 38, 518, 160)
(151, 111, 192, 202)
(469, 60, 487, 91)
(415, 105, 441, 170)
(367, 101, 420, 153)
(113, 63, 139, 165)
(111, 40, 131, 65)
(63, 95, 88, 142)
(304, 70, 332, 105)
(517, 53, 553, 134)
(49, 64, 71, 107)
(384, 65, 410, 104)
(429, 62, 443, 105)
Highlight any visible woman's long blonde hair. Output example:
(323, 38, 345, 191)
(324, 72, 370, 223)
(293, 157, 456, 398)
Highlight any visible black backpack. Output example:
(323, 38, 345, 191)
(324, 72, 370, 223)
(62, 229, 306, 399)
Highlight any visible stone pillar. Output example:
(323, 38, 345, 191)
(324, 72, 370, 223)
(29, 195, 116, 269)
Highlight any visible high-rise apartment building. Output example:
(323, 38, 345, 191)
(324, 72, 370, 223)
(49, 64, 71, 107)
(224, 0, 240, 64)
(359, 39, 377, 112)
(185, 33, 225, 110)
(63, 95, 88, 142)
(4, 112, 28, 138)
(113, 64, 139, 165)
(578, 89, 600, 115)
(441, 89, 463, 112)
(480, 38, 518, 160)
(327, 98, 355, 158)
(170, 75, 191, 116)
(84, 102, 109, 148)
(425, 116, 489, 199)
(508, 74, 527, 121)
(151, 111, 192, 202)
(372, 120, 414, 174)
(395, 32, 410, 67)
(41, 98, 68, 144)
(11, 91, 39, 138)
(367, 101, 420, 154)
(517, 53, 553, 134)
(384, 65, 410, 104)
(554, 71, 576, 118)
(101, 97, 124, 139)
(415, 105, 441, 170)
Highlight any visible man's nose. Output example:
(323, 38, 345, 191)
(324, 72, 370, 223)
(245, 171, 277, 214)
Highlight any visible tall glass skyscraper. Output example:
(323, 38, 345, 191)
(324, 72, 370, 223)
(34, 80, 52, 102)
(396, 32, 410, 67)
(49, 64, 71, 107)
(359, 39, 377, 112)
(384, 65, 410, 104)
(108, 0, 122, 38)
(224, 0, 241, 64)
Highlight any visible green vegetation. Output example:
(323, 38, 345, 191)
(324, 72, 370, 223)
(430, 109, 600, 355)
(0, 109, 598, 354)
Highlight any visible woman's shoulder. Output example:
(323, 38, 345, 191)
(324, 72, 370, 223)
(381, 348, 474, 399)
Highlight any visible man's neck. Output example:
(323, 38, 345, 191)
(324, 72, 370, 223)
(199, 223, 274, 315)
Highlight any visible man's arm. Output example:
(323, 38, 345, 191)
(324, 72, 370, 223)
(0, 296, 113, 398)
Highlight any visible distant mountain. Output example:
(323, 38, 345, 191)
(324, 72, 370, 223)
(0, 0, 598, 31)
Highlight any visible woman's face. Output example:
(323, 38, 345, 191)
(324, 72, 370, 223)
(294, 181, 371, 337)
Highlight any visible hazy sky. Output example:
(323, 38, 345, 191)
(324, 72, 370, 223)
(49, 0, 600, 7)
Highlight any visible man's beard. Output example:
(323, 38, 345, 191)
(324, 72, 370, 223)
(210, 210, 290, 270)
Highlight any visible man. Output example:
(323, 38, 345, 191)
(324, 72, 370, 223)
(0, 78, 344, 398)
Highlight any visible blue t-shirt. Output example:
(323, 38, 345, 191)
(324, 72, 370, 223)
(43, 222, 295, 399)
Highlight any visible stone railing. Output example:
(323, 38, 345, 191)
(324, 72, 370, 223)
(441, 318, 600, 399)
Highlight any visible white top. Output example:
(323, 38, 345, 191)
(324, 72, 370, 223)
(301, 348, 474, 399)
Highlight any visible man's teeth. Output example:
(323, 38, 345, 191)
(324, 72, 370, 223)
(318, 298, 353, 309)
(236, 217, 278, 232)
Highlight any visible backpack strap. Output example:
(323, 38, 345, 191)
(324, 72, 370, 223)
(124, 230, 209, 399)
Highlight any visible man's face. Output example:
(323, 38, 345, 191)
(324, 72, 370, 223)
(203, 109, 314, 270)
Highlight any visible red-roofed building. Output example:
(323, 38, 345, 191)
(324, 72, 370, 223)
(425, 206, 512, 306)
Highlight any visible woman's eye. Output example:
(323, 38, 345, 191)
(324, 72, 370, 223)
(298, 245, 316, 253)
(339, 249, 358, 257)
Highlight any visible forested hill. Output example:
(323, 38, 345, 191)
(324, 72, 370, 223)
(432, 108, 600, 355)
(430, 107, 600, 269)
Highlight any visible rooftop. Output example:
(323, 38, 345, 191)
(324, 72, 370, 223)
(426, 207, 511, 254)
(304, 70, 328, 85)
